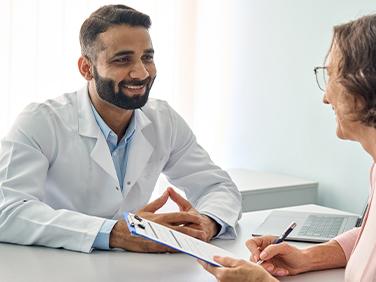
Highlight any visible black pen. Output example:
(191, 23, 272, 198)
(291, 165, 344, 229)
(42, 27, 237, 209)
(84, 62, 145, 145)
(256, 221, 297, 265)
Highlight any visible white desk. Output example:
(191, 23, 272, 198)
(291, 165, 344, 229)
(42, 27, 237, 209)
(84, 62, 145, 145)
(0, 205, 345, 282)
(227, 169, 318, 212)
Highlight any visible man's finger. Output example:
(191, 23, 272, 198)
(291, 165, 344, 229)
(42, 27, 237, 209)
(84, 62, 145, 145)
(182, 223, 201, 230)
(167, 187, 192, 211)
(213, 256, 240, 267)
(139, 190, 169, 213)
(173, 225, 206, 240)
(141, 241, 175, 253)
(123, 233, 175, 253)
(157, 212, 202, 225)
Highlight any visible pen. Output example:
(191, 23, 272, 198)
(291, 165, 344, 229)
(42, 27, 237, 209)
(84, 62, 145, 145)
(256, 221, 297, 265)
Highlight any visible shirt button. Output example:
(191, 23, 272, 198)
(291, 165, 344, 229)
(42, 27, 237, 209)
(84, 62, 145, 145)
(115, 186, 119, 191)
(127, 181, 131, 186)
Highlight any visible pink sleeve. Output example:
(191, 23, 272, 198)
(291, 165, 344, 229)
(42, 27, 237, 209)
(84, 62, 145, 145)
(333, 227, 360, 261)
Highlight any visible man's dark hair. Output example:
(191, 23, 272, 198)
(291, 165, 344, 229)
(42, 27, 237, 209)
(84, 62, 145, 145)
(332, 14, 376, 127)
(79, 4, 151, 61)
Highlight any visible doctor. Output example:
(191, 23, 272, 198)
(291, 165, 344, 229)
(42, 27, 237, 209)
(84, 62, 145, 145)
(0, 4, 241, 253)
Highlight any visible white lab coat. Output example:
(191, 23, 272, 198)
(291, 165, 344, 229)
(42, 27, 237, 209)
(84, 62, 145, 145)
(0, 86, 241, 253)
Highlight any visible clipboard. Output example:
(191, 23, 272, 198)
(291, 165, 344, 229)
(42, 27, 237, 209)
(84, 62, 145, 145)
(124, 212, 237, 266)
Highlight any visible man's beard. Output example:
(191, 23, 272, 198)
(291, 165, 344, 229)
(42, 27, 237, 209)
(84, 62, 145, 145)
(92, 66, 155, 110)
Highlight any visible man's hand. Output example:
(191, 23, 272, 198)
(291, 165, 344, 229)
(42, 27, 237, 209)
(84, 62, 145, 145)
(109, 188, 217, 252)
(109, 191, 178, 252)
(137, 189, 207, 240)
(166, 187, 219, 241)
(109, 218, 174, 253)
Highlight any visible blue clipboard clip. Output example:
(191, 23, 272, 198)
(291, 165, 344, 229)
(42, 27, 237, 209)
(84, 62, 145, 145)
(124, 212, 146, 235)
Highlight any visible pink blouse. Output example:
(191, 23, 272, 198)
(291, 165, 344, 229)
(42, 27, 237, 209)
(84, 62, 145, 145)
(334, 163, 376, 281)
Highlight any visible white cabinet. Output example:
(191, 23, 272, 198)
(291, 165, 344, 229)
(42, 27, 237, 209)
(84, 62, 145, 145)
(227, 169, 318, 212)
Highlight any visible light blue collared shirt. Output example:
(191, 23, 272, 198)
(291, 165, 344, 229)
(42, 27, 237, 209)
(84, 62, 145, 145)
(91, 104, 135, 250)
(91, 104, 136, 190)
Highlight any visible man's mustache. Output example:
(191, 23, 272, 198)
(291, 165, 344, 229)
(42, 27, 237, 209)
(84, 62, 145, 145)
(119, 77, 151, 87)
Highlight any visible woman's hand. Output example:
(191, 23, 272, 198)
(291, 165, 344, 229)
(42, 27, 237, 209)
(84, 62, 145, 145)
(198, 256, 278, 282)
(246, 236, 310, 276)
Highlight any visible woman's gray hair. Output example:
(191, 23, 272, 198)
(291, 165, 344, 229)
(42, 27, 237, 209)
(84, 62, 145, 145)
(332, 14, 376, 127)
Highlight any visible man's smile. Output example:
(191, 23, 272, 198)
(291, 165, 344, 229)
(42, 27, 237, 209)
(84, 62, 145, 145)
(121, 84, 146, 96)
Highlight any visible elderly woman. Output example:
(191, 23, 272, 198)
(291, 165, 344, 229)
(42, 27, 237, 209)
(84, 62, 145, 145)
(199, 14, 376, 282)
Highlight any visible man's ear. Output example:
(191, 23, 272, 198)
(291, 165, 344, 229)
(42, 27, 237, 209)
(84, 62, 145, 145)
(78, 56, 93, 81)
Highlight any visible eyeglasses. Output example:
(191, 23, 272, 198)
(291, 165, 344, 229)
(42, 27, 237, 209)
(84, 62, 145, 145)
(313, 66, 328, 91)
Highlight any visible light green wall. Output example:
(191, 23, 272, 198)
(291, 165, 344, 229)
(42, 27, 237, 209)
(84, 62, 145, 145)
(222, 0, 376, 213)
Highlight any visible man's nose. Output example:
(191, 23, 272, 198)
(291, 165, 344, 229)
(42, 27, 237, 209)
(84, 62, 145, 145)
(129, 61, 149, 80)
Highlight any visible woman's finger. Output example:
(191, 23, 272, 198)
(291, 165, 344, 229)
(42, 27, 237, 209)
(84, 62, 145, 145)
(198, 259, 220, 276)
(213, 256, 241, 267)
(260, 242, 294, 261)
(272, 267, 289, 277)
(246, 236, 276, 261)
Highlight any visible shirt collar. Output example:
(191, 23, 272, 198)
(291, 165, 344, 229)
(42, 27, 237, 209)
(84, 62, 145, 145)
(90, 103, 136, 144)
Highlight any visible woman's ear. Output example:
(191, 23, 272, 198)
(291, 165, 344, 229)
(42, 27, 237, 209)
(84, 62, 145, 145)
(78, 56, 93, 80)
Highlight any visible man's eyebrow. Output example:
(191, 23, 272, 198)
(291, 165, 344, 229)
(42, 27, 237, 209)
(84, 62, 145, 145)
(111, 49, 154, 58)
(112, 50, 134, 58)
(144, 48, 154, 54)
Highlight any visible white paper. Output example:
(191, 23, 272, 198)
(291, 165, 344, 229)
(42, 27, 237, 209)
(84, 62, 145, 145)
(125, 213, 237, 266)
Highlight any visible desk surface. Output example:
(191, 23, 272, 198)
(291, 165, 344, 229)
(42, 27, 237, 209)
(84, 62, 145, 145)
(0, 205, 347, 282)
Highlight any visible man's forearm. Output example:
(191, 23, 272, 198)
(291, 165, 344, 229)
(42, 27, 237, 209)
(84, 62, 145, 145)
(301, 240, 347, 272)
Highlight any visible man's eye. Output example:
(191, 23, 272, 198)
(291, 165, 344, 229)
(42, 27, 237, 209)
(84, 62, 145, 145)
(114, 57, 131, 63)
(142, 55, 154, 62)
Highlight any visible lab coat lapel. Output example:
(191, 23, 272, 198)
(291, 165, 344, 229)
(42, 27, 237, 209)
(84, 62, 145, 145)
(76, 86, 119, 186)
(90, 133, 119, 186)
(123, 109, 153, 197)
